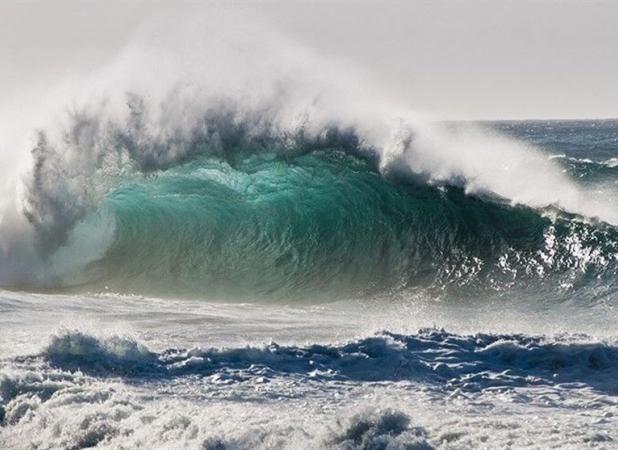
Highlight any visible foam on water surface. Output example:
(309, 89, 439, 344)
(1, 291, 617, 449)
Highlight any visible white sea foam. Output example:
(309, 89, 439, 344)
(1, 324, 617, 449)
(1, 288, 617, 449)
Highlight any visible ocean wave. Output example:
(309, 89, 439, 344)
(1, 10, 617, 300)
(548, 154, 618, 167)
(548, 154, 618, 179)
(0, 91, 617, 298)
(2, 124, 617, 299)
(38, 330, 618, 394)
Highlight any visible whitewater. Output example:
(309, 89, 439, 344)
(1, 11, 617, 450)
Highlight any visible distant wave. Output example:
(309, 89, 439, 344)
(549, 154, 618, 168)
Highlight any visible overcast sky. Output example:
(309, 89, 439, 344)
(1, 0, 617, 120)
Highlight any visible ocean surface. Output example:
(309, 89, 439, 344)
(1, 117, 617, 449)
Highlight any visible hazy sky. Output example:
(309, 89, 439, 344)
(1, 0, 617, 120)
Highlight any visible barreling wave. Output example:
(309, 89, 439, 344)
(3, 98, 615, 301)
(0, 12, 617, 301)
(51, 150, 618, 299)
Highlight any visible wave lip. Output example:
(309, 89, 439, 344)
(41, 330, 618, 394)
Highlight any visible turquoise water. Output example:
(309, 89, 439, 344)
(43, 136, 616, 302)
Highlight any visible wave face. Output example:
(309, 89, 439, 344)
(86, 156, 617, 299)
(1, 107, 614, 301)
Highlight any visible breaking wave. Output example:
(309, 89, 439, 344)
(0, 104, 617, 300)
(0, 15, 616, 300)
(38, 329, 618, 393)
